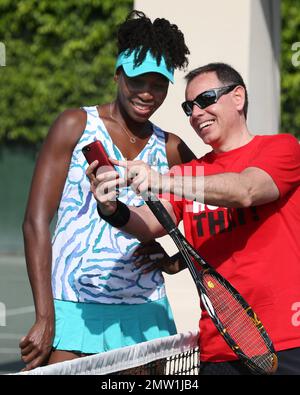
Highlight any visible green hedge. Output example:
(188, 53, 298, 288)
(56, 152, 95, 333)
(281, 0, 300, 137)
(0, 0, 132, 145)
(0, 1, 299, 144)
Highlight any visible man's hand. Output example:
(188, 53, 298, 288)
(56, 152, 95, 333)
(109, 158, 166, 195)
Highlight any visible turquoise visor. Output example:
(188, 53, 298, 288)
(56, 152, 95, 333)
(115, 49, 174, 83)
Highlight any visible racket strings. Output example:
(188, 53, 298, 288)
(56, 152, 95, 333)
(202, 271, 275, 373)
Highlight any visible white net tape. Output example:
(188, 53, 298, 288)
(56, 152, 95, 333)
(14, 331, 199, 375)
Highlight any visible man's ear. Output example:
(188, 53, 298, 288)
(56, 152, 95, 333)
(233, 86, 246, 113)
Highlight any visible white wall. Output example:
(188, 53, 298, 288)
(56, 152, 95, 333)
(248, 0, 281, 134)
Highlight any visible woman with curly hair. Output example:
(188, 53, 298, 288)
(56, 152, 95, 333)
(20, 10, 195, 369)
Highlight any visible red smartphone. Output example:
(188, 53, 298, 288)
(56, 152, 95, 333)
(82, 140, 114, 175)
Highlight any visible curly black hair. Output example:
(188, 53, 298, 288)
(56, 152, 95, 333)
(117, 10, 189, 71)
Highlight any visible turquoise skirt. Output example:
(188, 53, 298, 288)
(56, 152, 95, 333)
(53, 297, 177, 354)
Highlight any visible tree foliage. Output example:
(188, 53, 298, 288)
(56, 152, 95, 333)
(1, 1, 299, 143)
(281, 0, 300, 137)
(0, 0, 132, 145)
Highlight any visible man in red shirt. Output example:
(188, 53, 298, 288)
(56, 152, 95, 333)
(88, 63, 300, 375)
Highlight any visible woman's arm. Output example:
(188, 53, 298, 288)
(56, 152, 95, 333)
(20, 109, 87, 370)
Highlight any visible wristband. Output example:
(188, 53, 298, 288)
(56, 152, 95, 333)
(97, 199, 130, 228)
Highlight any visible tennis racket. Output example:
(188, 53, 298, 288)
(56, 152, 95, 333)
(142, 191, 278, 375)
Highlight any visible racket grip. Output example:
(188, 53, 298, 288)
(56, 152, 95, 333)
(141, 191, 177, 233)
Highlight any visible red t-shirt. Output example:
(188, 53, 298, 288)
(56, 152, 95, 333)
(166, 134, 300, 362)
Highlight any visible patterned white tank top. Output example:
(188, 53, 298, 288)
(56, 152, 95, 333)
(51, 106, 169, 304)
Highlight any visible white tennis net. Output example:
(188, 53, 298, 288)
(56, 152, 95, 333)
(15, 331, 200, 375)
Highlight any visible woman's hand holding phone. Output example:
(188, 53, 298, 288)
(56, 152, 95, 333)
(83, 140, 123, 216)
(82, 140, 114, 175)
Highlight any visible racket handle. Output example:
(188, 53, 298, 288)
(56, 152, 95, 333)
(141, 191, 177, 233)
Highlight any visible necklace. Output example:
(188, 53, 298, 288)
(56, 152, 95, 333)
(109, 103, 136, 144)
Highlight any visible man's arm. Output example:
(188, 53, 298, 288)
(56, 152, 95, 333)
(113, 159, 280, 208)
(170, 167, 280, 207)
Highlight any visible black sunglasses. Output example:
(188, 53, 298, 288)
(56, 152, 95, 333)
(181, 84, 238, 116)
